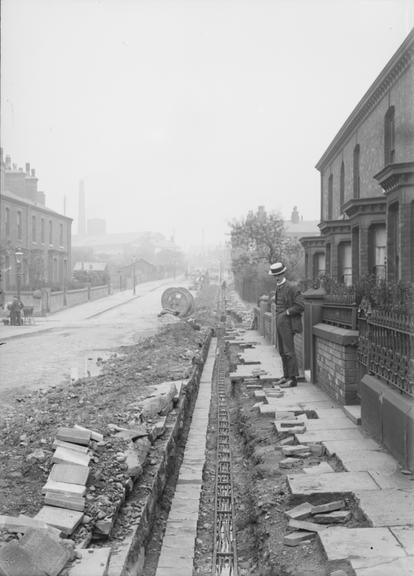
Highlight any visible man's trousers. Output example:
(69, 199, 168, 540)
(276, 313, 299, 378)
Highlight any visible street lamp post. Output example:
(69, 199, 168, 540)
(15, 250, 24, 301)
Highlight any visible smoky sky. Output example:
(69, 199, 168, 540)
(2, 0, 413, 248)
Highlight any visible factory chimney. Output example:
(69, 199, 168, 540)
(78, 180, 86, 235)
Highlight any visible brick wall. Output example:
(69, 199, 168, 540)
(294, 331, 304, 377)
(313, 323, 359, 405)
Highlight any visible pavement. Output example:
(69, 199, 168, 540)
(0, 278, 176, 343)
(232, 329, 414, 575)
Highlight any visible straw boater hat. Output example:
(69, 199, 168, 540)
(269, 262, 286, 276)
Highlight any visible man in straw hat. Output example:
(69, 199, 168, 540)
(269, 262, 304, 387)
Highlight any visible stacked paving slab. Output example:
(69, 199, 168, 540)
(229, 326, 414, 576)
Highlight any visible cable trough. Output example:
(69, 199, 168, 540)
(212, 344, 238, 576)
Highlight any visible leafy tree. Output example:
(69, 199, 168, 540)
(229, 206, 303, 280)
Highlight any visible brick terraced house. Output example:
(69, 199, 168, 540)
(301, 29, 414, 284)
(0, 151, 73, 299)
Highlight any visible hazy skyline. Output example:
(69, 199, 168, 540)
(2, 0, 413, 249)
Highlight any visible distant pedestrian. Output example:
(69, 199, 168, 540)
(269, 262, 304, 388)
(8, 296, 24, 326)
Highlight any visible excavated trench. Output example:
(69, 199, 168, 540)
(101, 300, 366, 576)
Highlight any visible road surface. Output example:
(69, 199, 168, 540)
(0, 280, 184, 405)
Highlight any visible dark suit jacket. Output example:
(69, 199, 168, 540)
(274, 281, 304, 334)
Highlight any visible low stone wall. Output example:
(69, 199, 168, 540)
(360, 374, 414, 469)
(48, 291, 65, 313)
(65, 288, 89, 307)
(89, 284, 110, 301)
(313, 323, 359, 405)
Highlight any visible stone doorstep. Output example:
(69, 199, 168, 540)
(355, 489, 414, 527)
(318, 527, 406, 570)
(69, 547, 112, 576)
(35, 506, 84, 536)
(288, 472, 380, 495)
(343, 405, 362, 425)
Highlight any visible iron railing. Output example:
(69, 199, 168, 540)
(358, 310, 413, 397)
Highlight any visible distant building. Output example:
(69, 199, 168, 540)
(284, 206, 319, 241)
(87, 218, 107, 236)
(73, 261, 109, 285)
(301, 30, 414, 284)
(0, 150, 73, 295)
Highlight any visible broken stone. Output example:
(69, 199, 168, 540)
(279, 458, 301, 469)
(125, 445, 143, 479)
(282, 445, 311, 457)
(114, 425, 148, 441)
(94, 519, 112, 537)
(288, 518, 328, 533)
(311, 500, 345, 515)
(26, 449, 46, 462)
(275, 422, 306, 434)
(275, 411, 295, 420)
(0, 541, 43, 576)
(20, 528, 70, 576)
(278, 436, 295, 446)
(284, 531, 315, 546)
(56, 427, 90, 446)
(0, 515, 61, 537)
(115, 453, 126, 463)
(149, 417, 167, 441)
(285, 502, 313, 520)
(307, 443, 325, 456)
(69, 547, 111, 576)
(74, 424, 103, 442)
(313, 510, 351, 524)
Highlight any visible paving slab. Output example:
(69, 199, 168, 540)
(390, 526, 414, 555)
(318, 527, 406, 570)
(299, 401, 339, 410)
(284, 531, 315, 546)
(285, 502, 313, 520)
(355, 489, 414, 526)
(313, 510, 351, 524)
(20, 528, 70, 576)
(305, 408, 345, 418)
(35, 506, 83, 535)
(0, 514, 61, 537)
(49, 463, 90, 486)
(322, 439, 382, 456)
(303, 462, 334, 474)
(297, 429, 366, 444)
(52, 447, 90, 467)
(311, 500, 345, 514)
(42, 479, 86, 497)
(44, 491, 85, 512)
(338, 451, 398, 474)
(353, 557, 414, 576)
(305, 418, 357, 431)
(367, 470, 414, 491)
(288, 518, 327, 533)
(53, 440, 90, 453)
(288, 472, 380, 495)
(70, 547, 111, 576)
(0, 541, 45, 576)
(74, 424, 103, 442)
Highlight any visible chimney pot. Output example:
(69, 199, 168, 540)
(12, 163, 17, 171)
(25, 163, 30, 175)
(31, 169, 36, 177)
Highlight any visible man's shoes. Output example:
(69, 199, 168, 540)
(275, 377, 288, 385)
(279, 378, 297, 388)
